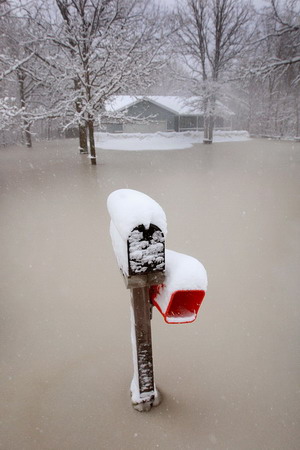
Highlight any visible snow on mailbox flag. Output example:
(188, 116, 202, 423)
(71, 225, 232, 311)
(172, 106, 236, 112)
(150, 250, 208, 324)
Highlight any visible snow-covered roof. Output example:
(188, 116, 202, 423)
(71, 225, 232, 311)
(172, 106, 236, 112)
(105, 96, 234, 116)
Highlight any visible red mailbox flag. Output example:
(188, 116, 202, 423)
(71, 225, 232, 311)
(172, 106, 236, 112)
(150, 287, 205, 324)
(150, 250, 207, 324)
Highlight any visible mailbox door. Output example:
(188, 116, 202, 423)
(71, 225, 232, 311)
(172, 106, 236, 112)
(127, 224, 165, 276)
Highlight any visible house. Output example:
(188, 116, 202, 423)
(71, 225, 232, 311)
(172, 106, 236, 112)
(104, 96, 234, 133)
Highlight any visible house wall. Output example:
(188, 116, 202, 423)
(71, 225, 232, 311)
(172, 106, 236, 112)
(215, 116, 224, 128)
(106, 123, 123, 133)
(105, 99, 232, 133)
(123, 121, 167, 133)
(123, 100, 178, 132)
(179, 115, 202, 131)
(178, 116, 228, 131)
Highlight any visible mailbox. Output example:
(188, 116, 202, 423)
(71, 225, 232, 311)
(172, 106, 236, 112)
(150, 250, 207, 324)
(107, 189, 208, 411)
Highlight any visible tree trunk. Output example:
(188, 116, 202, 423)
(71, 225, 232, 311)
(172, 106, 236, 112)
(79, 123, 88, 153)
(203, 93, 211, 143)
(24, 123, 32, 147)
(208, 114, 214, 142)
(74, 77, 88, 153)
(295, 94, 299, 137)
(206, 90, 217, 144)
(203, 97, 213, 144)
(17, 68, 32, 148)
(88, 115, 97, 165)
(47, 120, 51, 140)
(203, 116, 211, 143)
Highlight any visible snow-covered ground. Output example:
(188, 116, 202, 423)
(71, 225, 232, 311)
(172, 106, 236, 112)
(95, 130, 250, 151)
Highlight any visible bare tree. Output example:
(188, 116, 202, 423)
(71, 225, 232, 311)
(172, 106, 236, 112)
(0, 1, 62, 146)
(233, 0, 300, 137)
(0, 3, 35, 146)
(250, 0, 300, 76)
(175, 0, 251, 143)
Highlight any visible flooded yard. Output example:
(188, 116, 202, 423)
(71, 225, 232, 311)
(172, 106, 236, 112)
(1, 138, 299, 449)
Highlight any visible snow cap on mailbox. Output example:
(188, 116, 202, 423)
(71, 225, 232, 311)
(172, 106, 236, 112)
(107, 189, 167, 276)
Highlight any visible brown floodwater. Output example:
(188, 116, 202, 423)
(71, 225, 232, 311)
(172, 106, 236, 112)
(0, 138, 299, 449)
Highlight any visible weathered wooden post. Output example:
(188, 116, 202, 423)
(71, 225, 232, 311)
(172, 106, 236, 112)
(107, 189, 208, 412)
(107, 190, 166, 411)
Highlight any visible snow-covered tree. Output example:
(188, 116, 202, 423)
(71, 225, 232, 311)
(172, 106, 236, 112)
(48, 0, 170, 164)
(233, 0, 300, 137)
(0, 0, 171, 157)
(252, 0, 300, 76)
(0, 1, 61, 146)
(175, 0, 251, 143)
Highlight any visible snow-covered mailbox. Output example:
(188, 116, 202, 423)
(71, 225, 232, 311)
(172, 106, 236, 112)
(107, 189, 207, 412)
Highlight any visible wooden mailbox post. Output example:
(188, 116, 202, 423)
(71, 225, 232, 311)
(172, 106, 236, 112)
(107, 189, 207, 412)
(107, 190, 167, 411)
(126, 224, 165, 411)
